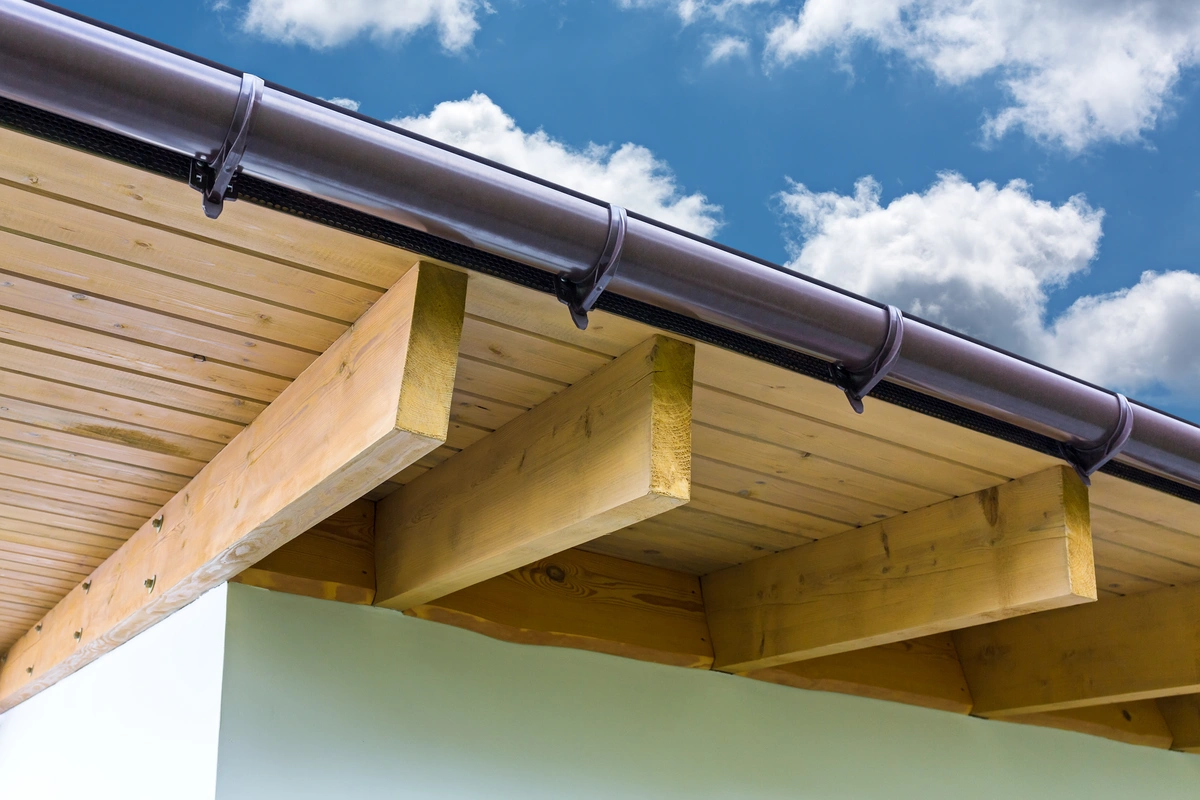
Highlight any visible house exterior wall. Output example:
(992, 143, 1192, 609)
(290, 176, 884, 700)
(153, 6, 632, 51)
(215, 584, 1200, 799)
(0, 584, 228, 800)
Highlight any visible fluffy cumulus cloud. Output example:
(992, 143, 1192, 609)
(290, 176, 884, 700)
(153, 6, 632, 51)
(779, 173, 1200, 400)
(242, 0, 482, 51)
(765, 0, 1200, 151)
(396, 93, 723, 236)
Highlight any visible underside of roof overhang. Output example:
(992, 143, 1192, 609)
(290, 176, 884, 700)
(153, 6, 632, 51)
(1, 125, 1199, 754)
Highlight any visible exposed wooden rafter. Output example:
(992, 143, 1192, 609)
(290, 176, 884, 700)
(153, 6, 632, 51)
(702, 466, 1096, 673)
(957, 581, 1200, 717)
(1158, 695, 1200, 754)
(0, 262, 467, 711)
(1005, 702, 1175, 750)
(373, 334, 694, 611)
(237, 515, 1192, 752)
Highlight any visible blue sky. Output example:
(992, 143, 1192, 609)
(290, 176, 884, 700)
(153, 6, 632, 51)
(56, 0, 1200, 419)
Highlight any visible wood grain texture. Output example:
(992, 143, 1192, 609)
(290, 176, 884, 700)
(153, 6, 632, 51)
(956, 581, 1200, 717)
(0, 268, 314, 378)
(1157, 695, 1200, 753)
(0, 126, 415, 291)
(747, 633, 973, 714)
(409, 548, 713, 669)
(375, 335, 694, 610)
(233, 499, 376, 605)
(0, 263, 466, 711)
(692, 343, 1060, 481)
(1005, 701, 1174, 750)
(703, 466, 1095, 672)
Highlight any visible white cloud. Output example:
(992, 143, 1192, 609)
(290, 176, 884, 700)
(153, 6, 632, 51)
(395, 93, 723, 236)
(706, 36, 750, 65)
(322, 96, 361, 111)
(779, 173, 1200, 401)
(1044, 271, 1200, 401)
(765, 0, 1200, 151)
(242, 0, 481, 51)
(619, 0, 775, 26)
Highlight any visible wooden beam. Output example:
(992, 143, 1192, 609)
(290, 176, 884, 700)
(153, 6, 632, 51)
(410, 548, 713, 669)
(0, 262, 466, 711)
(956, 582, 1200, 717)
(1158, 695, 1200, 753)
(374, 334, 693, 610)
(232, 499, 376, 605)
(409, 545, 976, 711)
(746, 634, 973, 714)
(1004, 702, 1174, 750)
(229, 527, 1188, 754)
(703, 465, 1095, 672)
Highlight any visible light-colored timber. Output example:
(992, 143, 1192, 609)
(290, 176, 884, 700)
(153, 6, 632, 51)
(232, 500, 376, 605)
(231, 519, 1196, 755)
(3, 121, 1200, 762)
(410, 548, 713, 669)
(1157, 695, 1200, 753)
(374, 335, 694, 610)
(1004, 702, 1175, 750)
(0, 263, 466, 711)
(703, 466, 1096, 672)
(746, 634, 973, 714)
(956, 582, 1200, 717)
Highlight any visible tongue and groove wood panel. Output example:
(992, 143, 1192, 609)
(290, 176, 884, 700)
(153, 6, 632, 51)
(0, 128, 421, 649)
(1, 123, 1199, 658)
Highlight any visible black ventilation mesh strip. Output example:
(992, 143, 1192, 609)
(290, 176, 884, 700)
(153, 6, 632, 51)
(3, 96, 1199, 506)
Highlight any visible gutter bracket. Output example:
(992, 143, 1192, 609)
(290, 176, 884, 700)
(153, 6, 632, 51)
(189, 72, 264, 219)
(1061, 393, 1134, 485)
(830, 305, 904, 414)
(556, 203, 627, 331)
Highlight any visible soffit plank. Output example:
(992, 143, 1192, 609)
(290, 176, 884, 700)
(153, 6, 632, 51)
(0, 226, 347, 354)
(0, 418, 206, 479)
(0, 368, 244, 446)
(0, 341, 265, 425)
(0, 457, 175, 507)
(0, 269, 315, 378)
(0, 395, 225, 464)
(0, 307, 290, 403)
(0, 127, 416, 290)
(0, 431, 191, 493)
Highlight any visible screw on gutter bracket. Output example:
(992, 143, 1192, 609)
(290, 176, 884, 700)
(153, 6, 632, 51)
(555, 203, 627, 331)
(190, 72, 264, 219)
(82, 580, 91, 593)
(35, 623, 42, 633)
(152, 515, 164, 531)
(73, 629, 82, 641)
(145, 575, 157, 594)
(1060, 393, 1134, 486)
(830, 305, 905, 415)
(25, 666, 32, 675)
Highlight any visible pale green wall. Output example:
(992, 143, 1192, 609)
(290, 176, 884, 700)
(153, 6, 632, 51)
(215, 584, 1200, 799)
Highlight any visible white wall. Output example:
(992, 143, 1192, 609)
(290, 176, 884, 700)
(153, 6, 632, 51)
(0, 584, 228, 800)
(214, 583, 1200, 800)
